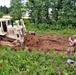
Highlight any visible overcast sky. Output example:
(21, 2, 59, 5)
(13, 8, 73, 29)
(0, 0, 10, 7)
(0, 0, 27, 7)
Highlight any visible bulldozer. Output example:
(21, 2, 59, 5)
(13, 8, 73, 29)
(0, 18, 26, 46)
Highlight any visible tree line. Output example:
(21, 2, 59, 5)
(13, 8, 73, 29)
(0, 6, 10, 17)
(0, 0, 76, 29)
(26, 0, 76, 28)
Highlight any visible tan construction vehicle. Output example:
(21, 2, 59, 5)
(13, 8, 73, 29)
(0, 18, 26, 46)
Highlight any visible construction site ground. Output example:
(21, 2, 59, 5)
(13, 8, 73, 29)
(0, 33, 69, 53)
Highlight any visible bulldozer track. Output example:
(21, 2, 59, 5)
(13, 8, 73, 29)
(0, 35, 15, 42)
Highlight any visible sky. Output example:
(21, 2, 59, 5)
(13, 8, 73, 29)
(0, 0, 27, 7)
(0, 0, 10, 7)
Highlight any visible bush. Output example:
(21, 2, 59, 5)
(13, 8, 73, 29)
(0, 12, 4, 18)
(38, 23, 49, 30)
(0, 46, 76, 75)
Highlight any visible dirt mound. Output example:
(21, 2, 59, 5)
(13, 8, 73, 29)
(0, 33, 69, 53)
(23, 34, 69, 52)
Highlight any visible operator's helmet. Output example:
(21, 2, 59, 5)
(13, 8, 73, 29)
(73, 35, 76, 38)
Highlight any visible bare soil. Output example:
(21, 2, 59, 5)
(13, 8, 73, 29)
(0, 33, 69, 53)
(23, 33, 69, 53)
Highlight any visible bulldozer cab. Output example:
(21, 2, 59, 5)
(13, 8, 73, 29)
(0, 18, 26, 43)
(0, 18, 10, 35)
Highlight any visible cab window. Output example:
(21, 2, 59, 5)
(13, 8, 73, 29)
(2, 21, 7, 32)
(17, 34, 19, 38)
(8, 21, 10, 25)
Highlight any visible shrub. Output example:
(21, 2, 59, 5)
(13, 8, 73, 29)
(0, 12, 4, 18)
(0, 46, 76, 75)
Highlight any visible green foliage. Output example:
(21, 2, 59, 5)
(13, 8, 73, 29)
(24, 19, 76, 36)
(10, 0, 24, 20)
(0, 46, 76, 75)
(0, 12, 4, 18)
(26, 0, 51, 25)
(25, 0, 76, 29)
(0, 6, 9, 14)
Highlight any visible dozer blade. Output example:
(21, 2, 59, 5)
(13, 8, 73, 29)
(0, 35, 15, 42)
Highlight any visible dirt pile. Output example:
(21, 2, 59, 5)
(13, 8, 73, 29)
(23, 33, 69, 52)
(0, 33, 69, 53)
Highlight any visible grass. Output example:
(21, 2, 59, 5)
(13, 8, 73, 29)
(0, 46, 76, 75)
(24, 20, 76, 36)
(26, 25, 76, 36)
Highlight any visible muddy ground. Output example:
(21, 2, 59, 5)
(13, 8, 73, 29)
(0, 33, 70, 53)
(14, 33, 69, 53)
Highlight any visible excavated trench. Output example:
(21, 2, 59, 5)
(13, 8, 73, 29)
(0, 33, 69, 53)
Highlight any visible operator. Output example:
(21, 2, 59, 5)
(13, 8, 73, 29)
(67, 35, 76, 54)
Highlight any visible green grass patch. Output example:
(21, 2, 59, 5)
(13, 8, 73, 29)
(0, 46, 76, 75)
(26, 24, 76, 36)
(24, 20, 76, 36)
